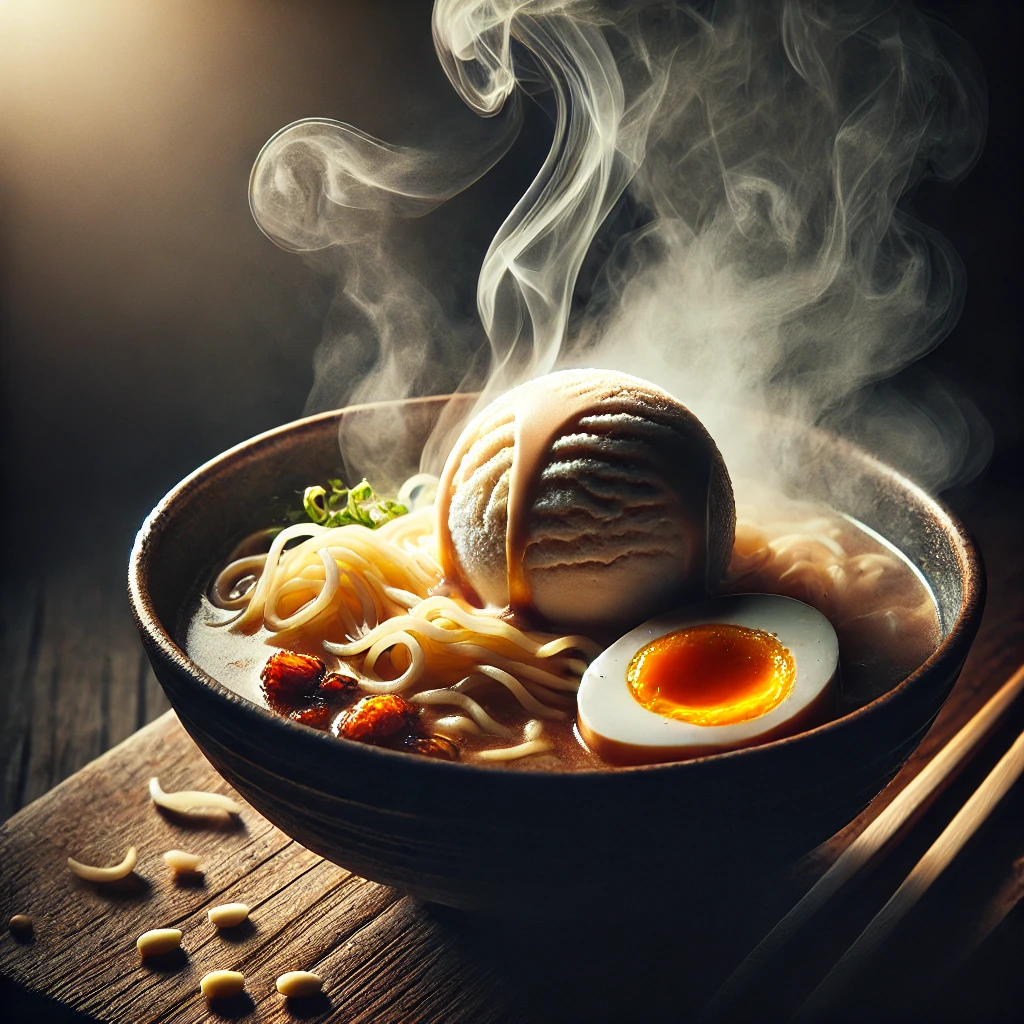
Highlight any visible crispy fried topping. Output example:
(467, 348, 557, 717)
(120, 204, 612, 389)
(320, 671, 360, 695)
(334, 694, 418, 744)
(261, 650, 326, 706)
(404, 735, 460, 762)
(289, 698, 332, 731)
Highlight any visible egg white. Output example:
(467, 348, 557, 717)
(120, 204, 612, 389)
(577, 594, 839, 765)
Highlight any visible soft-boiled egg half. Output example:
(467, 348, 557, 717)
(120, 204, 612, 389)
(577, 594, 839, 765)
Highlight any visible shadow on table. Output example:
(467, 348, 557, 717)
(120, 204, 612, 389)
(425, 865, 792, 1023)
(1, 975, 98, 1023)
(422, 779, 1024, 1024)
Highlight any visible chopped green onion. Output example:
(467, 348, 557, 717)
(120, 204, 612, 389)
(297, 478, 407, 529)
(303, 485, 330, 524)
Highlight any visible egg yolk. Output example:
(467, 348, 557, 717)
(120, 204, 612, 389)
(627, 624, 796, 726)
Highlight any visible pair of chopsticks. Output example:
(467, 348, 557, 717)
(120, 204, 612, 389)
(700, 664, 1024, 1022)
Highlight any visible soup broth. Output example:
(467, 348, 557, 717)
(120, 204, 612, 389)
(182, 495, 940, 771)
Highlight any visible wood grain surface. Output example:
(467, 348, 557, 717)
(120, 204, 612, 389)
(0, 712, 499, 1023)
(0, 562, 170, 823)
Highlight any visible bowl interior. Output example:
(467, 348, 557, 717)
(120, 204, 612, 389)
(128, 395, 983, 914)
(149, 396, 973, 710)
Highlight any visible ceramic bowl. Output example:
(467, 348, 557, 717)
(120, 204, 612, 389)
(128, 396, 984, 916)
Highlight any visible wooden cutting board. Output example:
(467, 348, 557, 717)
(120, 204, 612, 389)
(0, 712, 498, 1023)
(1, 701, 1021, 1023)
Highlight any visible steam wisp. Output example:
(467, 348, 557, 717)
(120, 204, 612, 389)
(250, 0, 988, 493)
(435, 0, 669, 401)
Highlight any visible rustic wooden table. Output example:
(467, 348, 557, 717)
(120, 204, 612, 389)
(1, 459, 1021, 1022)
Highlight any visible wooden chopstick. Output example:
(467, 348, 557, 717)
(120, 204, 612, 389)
(700, 664, 1024, 1022)
(791, 724, 1024, 1021)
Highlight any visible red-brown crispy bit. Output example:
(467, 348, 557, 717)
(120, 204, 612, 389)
(261, 650, 326, 705)
(404, 735, 460, 762)
(334, 694, 418, 744)
(289, 699, 332, 731)
(320, 671, 359, 695)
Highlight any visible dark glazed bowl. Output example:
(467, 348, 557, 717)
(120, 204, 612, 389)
(128, 397, 984, 917)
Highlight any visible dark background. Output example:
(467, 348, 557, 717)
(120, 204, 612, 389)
(0, 0, 518, 566)
(0, 0, 1020, 570)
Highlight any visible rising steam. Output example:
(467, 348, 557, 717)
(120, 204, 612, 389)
(249, 0, 987, 492)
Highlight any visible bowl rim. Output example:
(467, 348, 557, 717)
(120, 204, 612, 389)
(128, 397, 986, 781)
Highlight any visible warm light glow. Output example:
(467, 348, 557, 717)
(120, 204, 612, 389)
(627, 624, 795, 726)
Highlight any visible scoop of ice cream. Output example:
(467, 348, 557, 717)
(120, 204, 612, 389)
(435, 369, 735, 633)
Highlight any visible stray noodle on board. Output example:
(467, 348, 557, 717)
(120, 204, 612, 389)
(67, 846, 137, 882)
(149, 776, 242, 815)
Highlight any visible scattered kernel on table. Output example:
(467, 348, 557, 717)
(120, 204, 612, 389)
(162, 849, 202, 875)
(208, 902, 249, 928)
(136, 928, 183, 958)
(276, 970, 324, 998)
(200, 970, 245, 1000)
(9, 914, 33, 936)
